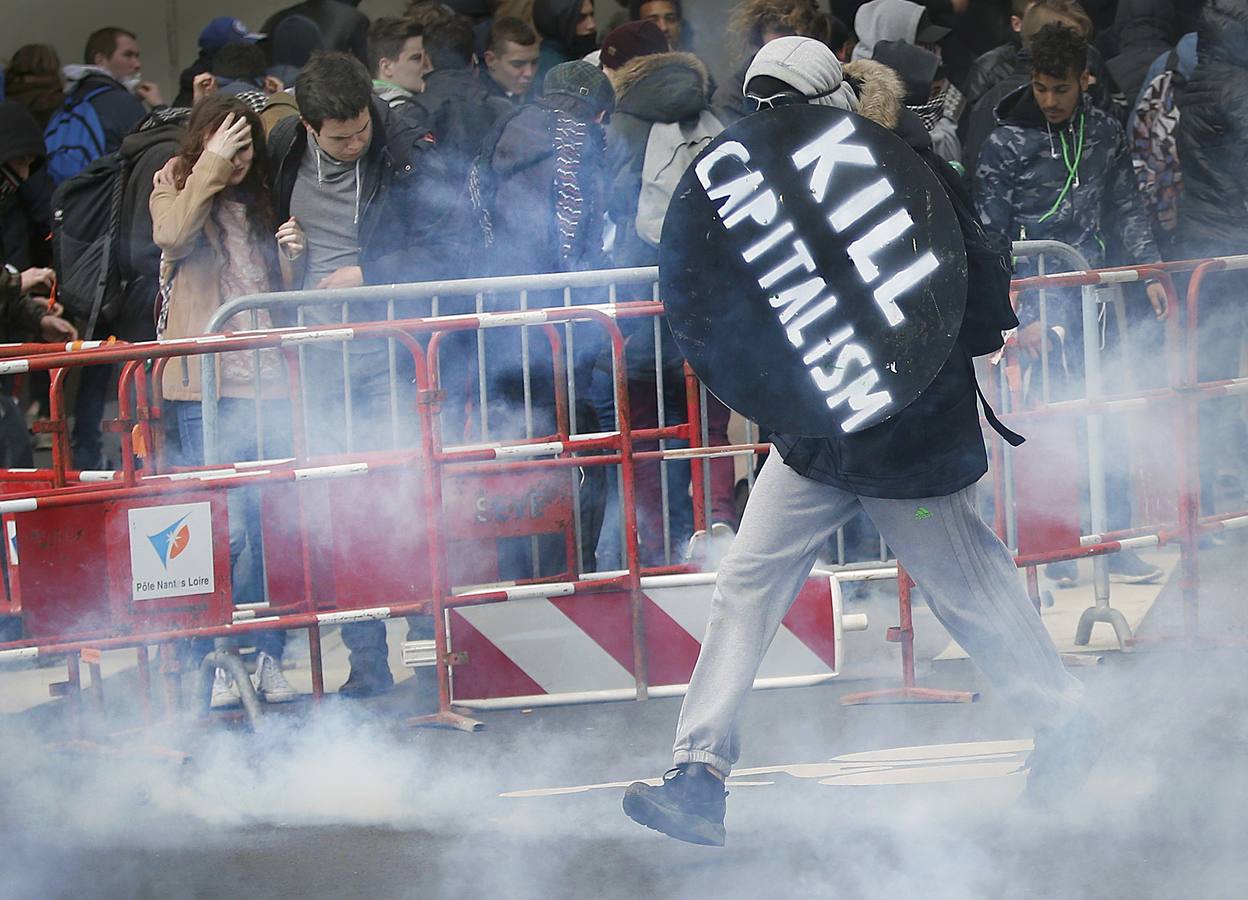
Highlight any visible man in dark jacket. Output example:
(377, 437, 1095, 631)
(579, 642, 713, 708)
(975, 24, 1166, 331)
(267, 51, 453, 696)
(976, 23, 1166, 584)
(470, 61, 615, 577)
(623, 38, 1094, 848)
(56, 28, 156, 165)
(961, 0, 1119, 169)
(262, 0, 370, 66)
(533, 0, 599, 82)
(408, 17, 512, 189)
(174, 17, 265, 108)
(2, 105, 78, 472)
(1175, 0, 1248, 512)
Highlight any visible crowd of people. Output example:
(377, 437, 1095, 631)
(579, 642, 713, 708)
(1, 0, 1244, 703)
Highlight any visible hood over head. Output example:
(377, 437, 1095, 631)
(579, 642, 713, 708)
(871, 39, 940, 106)
(533, 0, 584, 46)
(0, 101, 47, 168)
(612, 51, 709, 122)
(853, 0, 948, 60)
(744, 36, 858, 111)
(1197, 0, 1248, 67)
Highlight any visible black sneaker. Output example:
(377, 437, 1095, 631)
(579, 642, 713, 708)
(1107, 550, 1163, 584)
(1045, 560, 1079, 588)
(623, 763, 727, 846)
(337, 665, 395, 698)
(1024, 711, 1104, 805)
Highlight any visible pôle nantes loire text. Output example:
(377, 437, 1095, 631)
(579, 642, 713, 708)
(136, 576, 210, 592)
(694, 117, 939, 432)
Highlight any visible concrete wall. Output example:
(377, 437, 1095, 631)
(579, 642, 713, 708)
(2, 1, 739, 106)
(0, 1, 407, 99)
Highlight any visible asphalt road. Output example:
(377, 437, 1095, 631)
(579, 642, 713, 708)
(2, 554, 1246, 899)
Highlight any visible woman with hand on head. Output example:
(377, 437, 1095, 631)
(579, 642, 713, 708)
(150, 94, 305, 709)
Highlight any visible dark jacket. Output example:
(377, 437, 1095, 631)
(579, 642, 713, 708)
(533, 0, 596, 82)
(772, 62, 989, 501)
(606, 51, 715, 380)
(0, 102, 52, 274)
(607, 52, 714, 271)
(261, 0, 369, 65)
(60, 69, 147, 156)
(1107, 0, 1182, 100)
(474, 103, 609, 284)
(116, 109, 190, 340)
(1176, 0, 1248, 258)
(962, 36, 1020, 113)
(961, 44, 1118, 170)
(408, 67, 512, 189)
(974, 85, 1159, 328)
(268, 97, 459, 297)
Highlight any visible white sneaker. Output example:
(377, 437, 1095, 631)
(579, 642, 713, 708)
(210, 667, 241, 709)
(252, 651, 297, 703)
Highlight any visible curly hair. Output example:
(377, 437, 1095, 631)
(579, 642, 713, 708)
(728, 0, 830, 52)
(1029, 22, 1087, 81)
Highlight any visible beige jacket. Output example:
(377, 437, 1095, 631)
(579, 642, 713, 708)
(150, 150, 301, 402)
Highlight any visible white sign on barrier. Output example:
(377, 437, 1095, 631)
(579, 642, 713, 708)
(128, 502, 215, 601)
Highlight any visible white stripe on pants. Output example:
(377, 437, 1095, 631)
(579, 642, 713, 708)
(673, 453, 1084, 774)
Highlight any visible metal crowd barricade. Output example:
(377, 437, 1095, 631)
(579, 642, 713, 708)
(0, 295, 862, 734)
(3, 252, 1247, 732)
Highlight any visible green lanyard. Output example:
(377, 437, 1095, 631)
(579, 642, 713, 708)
(1039, 112, 1085, 224)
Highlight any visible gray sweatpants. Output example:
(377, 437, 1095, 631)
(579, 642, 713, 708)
(673, 454, 1084, 774)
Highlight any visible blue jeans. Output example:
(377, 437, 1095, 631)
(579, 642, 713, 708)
(300, 347, 422, 668)
(174, 398, 290, 661)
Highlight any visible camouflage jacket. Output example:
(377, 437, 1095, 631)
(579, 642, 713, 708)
(974, 85, 1159, 328)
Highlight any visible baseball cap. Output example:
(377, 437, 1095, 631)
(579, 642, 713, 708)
(914, 12, 951, 45)
(600, 20, 668, 70)
(199, 17, 265, 54)
(543, 60, 616, 117)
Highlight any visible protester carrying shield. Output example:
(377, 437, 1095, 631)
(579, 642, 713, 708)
(622, 36, 1096, 847)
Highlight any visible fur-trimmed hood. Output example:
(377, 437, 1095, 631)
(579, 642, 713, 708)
(610, 51, 711, 123)
(842, 59, 904, 130)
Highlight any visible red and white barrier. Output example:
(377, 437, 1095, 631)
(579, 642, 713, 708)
(437, 572, 868, 709)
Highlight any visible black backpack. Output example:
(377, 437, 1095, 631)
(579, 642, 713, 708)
(51, 152, 128, 339)
(51, 109, 188, 339)
(931, 158, 1018, 357)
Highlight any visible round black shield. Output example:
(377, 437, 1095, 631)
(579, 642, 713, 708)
(660, 105, 967, 436)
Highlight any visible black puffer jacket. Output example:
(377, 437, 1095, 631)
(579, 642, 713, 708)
(1106, 0, 1182, 100)
(262, 0, 369, 65)
(771, 62, 989, 500)
(1176, 0, 1248, 258)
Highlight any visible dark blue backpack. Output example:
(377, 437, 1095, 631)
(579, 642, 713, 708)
(44, 83, 113, 185)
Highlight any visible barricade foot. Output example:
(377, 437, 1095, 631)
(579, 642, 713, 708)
(1060, 652, 1103, 667)
(408, 709, 484, 732)
(1074, 605, 1133, 649)
(840, 686, 979, 706)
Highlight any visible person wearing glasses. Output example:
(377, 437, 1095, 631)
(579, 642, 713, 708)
(265, 51, 458, 697)
(623, 36, 1097, 846)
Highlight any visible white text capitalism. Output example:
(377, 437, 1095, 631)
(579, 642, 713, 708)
(696, 120, 940, 432)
